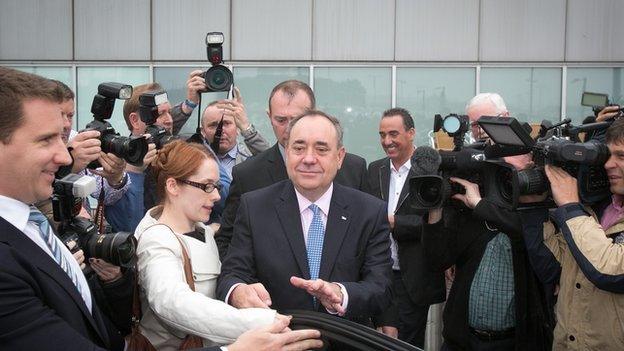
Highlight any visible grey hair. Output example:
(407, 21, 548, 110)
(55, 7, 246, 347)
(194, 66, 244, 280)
(465, 93, 508, 115)
(287, 110, 343, 148)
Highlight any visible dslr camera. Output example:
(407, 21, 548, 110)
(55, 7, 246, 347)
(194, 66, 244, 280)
(85, 82, 148, 168)
(139, 90, 179, 149)
(52, 174, 137, 267)
(202, 32, 233, 93)
(477, 116, 611, 209)
(409, 114, 516, 210)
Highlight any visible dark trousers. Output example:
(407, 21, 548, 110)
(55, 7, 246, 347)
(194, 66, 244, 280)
(441, 333, 515, 351)
(393, 270, 430, 348)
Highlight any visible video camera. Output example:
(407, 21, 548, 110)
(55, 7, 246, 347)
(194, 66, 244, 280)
(477, 116, 611, 209)
(202, 32, 233, 93)
(582, 91, 623, 119)
(409, 114, 517, 210)
(85, 82, 148, 168)
(139, 90, 179, 149)
(52, 174, 137, 268)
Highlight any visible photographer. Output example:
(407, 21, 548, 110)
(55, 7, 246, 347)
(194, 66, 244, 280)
(106, 80, 229, 232)
(200, 87, 270, 178)
(519, 118, 624, 350)
(423, 93, 552, 351)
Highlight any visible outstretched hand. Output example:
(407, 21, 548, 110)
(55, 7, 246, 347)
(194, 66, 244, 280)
(290, 276, 345, 316)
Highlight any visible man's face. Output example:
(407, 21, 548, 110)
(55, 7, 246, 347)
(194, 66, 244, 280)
(286, 115, 345, 198)
(379, 115, 415, 162)
(60, 98, 75, 143)
(604, 142, 624, 195)
(201, 105, 238, 155)
(466, 102, 507, 140)
(0, 99, 72, 204)
(133, 102, 173, 136)
(268, 90, 312, 147)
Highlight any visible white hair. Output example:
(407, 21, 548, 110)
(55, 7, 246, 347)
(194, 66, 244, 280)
(465, 93, 507, 115)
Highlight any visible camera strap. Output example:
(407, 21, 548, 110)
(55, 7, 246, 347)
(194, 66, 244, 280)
(94, 177, 106, 234)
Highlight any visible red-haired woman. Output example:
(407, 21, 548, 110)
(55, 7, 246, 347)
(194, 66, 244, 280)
(134, 140, 276, 350)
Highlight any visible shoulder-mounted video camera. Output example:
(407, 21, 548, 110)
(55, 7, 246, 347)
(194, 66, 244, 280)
(477, 116, 611, 209)
(409, 114, 517, 210)
(85, 82, 148, 168)
(52, 174, 137, 268)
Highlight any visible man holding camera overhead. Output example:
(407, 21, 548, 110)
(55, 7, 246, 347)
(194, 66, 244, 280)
(520, 117, 624, 350)
(423, 93, 552, 351)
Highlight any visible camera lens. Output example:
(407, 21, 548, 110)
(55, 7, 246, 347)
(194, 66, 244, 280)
(516, 168, 549, 195)
(204, 65, 233, 92)
(86, 232, 137, 267)
(413, 177, 445, 208)
(102, 133, 148, 166)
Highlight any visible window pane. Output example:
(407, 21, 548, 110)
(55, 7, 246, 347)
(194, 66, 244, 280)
(9, 66, 75, 128)
(566, 67, 624, 124)
(154, 67, 229, 136)
(314, 67, 391, 163)
(234, 67, 310, 146)
(76, 67, 150, 135)
(480, 68, 562, 124)
(397, 68, 476, 147)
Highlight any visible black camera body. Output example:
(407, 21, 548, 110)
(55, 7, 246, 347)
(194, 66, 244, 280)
(139, 90, 180, 150)
(52, 174, 137, 268)
(409, 114, 514, 210)
(202, 32, 233, 93)
(86, 82, 148, 168)
(478, 116, 611, 209)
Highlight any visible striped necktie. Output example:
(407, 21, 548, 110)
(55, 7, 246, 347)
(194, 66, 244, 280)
(28, 206, 84, 296)
(306, 204, 325, 281)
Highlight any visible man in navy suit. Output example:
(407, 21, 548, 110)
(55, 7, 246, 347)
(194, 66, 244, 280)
(0, 67, 321, 351)
(218, 110, 393, 321)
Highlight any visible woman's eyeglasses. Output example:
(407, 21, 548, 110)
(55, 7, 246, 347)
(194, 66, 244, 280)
(176, 179, 222, 193)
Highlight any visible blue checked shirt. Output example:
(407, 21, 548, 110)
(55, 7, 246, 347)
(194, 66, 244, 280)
(468, 232, 516, 331)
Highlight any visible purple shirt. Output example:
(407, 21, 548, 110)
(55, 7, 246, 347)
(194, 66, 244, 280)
(600, 194, 624, 230)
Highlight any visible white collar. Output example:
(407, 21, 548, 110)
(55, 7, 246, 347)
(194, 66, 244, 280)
(295, 183, 333, 217)
(0, 194, 31, 233)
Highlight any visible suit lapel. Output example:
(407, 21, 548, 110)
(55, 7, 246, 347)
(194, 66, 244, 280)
(266, 144, 288, 183)
(0, 217, 108, 346)
(379, 160, 390, 201)
(275, 182, 310, 279)
(319, 184, 351, 280)
(395, 157, 418, 212)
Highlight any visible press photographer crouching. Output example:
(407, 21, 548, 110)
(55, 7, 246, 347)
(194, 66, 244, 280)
(519, 117, 624, 350)
(421, 93, 553, 351)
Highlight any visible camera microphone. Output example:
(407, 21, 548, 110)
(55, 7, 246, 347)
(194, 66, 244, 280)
(411, 145, 442, 176)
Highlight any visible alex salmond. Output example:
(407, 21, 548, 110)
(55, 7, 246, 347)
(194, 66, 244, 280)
(217, 110, 392, 320)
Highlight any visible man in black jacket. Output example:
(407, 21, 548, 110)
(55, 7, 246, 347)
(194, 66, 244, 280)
(367, 108, 445, 346)
(422, 93, 552, 351)
(215, 80, 369, 259)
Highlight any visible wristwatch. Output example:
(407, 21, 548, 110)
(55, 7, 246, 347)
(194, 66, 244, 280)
(241, 123, 257, 137)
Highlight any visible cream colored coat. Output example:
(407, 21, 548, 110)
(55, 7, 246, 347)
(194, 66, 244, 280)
(135, 207, 275, 351)
(543, 206, 624, 350)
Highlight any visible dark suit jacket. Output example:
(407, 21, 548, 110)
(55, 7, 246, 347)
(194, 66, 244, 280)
(0, 216, 125, 351)
(217, 180, 393, 319)
(367, 156, 446, 307)
(215, 143, 369, 259)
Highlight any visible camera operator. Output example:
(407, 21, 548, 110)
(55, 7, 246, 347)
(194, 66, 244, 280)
(519, 118, 624, 350)
(423, 93, 552, 351)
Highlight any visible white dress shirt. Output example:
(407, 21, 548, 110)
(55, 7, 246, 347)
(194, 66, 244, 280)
(0, 194, 92, 312)
(388, 158, 411, 271)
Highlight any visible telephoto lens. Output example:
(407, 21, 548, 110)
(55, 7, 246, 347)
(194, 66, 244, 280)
(84, 231, 137, 267)
(100, 132, 148, 166)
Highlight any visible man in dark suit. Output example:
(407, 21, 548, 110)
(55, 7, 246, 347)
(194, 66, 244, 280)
(367, 108, 446, 347)
(218, 110, 393, 321)
(215, 80, 369, 259)
(0, 67, 321, 351)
